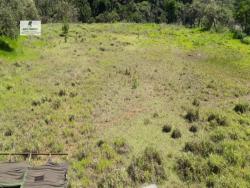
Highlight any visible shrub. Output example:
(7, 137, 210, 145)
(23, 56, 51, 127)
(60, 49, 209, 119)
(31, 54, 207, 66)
(171, 129, 182, 139)
(241, 36, 250, 45)
(185, 109, 199, 122)
(232, 29, 247, 40)
(234, 103, 250, 114)
(162, 124, 172, 133)
(184, 140, 215, 157)
(127, 147, 166, 184)
(176, 154, 209, 182)
(0, 38, 14, 52)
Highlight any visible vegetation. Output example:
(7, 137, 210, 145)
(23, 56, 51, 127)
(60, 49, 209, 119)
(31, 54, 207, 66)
(0, 0, 250, 40)
(0, 3, 250, 186)
(127, 147, 166, 184)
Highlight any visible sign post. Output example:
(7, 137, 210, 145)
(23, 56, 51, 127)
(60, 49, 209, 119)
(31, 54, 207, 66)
(20, 21, 41, 36)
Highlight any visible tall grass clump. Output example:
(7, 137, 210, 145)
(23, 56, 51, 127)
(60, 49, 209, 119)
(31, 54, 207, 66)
(207, 113, 230, 127)
(234, 103, 250, 114)
(127, 147, 166, 184)
(185, 108, 199, 122)
(176, 154, 209, 182)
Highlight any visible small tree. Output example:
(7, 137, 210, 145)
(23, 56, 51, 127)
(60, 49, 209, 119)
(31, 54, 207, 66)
(62, 18, 69, 43)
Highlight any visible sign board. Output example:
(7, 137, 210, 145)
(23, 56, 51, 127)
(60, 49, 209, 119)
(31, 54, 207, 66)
(20, 21, 41, 36)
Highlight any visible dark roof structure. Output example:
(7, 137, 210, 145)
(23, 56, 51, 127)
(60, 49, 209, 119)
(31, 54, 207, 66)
(0, 162, 68, 188)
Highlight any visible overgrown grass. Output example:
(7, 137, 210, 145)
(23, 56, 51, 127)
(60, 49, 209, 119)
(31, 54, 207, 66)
(0, 23, 249, 187)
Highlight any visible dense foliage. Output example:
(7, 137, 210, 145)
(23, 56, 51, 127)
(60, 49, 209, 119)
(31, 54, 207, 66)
(0, 0, 250, 38)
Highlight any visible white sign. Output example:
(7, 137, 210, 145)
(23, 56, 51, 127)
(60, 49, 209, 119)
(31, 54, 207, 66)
(20, 21, 41, 36)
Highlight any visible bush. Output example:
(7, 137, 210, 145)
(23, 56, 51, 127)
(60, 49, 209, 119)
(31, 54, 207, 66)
(162, 124, 172, 133)
(171, 129, 182, 139)
(185, 109, 199, 122)
(176, 154, 209, 182)
(184, 140, 215, 157)
(96, 11, 120, 23)
(0, 7, 17, 39)
(242, 36, 250, 45)
(0, 38, 14, 52)
(127, 147, 166, 184)
(234, 103, 250, 114)
(232, 29, 247, 40)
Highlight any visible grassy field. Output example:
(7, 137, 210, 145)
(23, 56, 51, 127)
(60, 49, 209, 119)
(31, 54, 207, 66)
(0, 23, 249, 188)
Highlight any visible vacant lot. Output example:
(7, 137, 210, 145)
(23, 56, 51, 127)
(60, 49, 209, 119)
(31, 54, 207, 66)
(0, 23, 249, 187)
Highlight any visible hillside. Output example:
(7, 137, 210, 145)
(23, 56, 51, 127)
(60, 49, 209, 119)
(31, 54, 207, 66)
(0, 23, 250, 187)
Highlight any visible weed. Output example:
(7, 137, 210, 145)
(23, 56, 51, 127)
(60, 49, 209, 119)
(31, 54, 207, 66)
(99, 47, 106, 51)
(132, 77, 139, 89)
(176, 154, 209, 182)
(144, 118, 151, 125)
(58, 89, 66, 97)
(6, 85, 13, 90)
(189, 125, 198, 133)
(98, 168, 129, 188)
(234, 103, 250, 114)
(208, 154, 226, 174)
(220, 142, 246, 166)
(100, 143, 117, 160)
(184, 140, 215, 157)
(32, 100, 41, 106)
(124, 68, 131, 76)
(97, 140, 105, 147)
(185, 109, 199, 122)
(51, 100, 61, 110)
(69, 115, 75, 122)
(210, 130, 226, 142)
(113, 138, 130, 154)
(171, 129, 182, 139)
(162, 124, 172, 133)
(192, 98, 200, 107)
(127, 147, 166, 184)
(4, 129, 12, 137)
(152, 112, 159, 118)
(208, 113, 230, 126)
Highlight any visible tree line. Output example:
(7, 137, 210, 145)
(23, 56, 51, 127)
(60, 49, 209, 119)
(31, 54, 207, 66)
(0, 0, 250, 39)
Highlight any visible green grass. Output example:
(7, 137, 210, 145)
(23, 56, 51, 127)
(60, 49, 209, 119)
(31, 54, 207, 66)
(0, 23, 250, 187)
